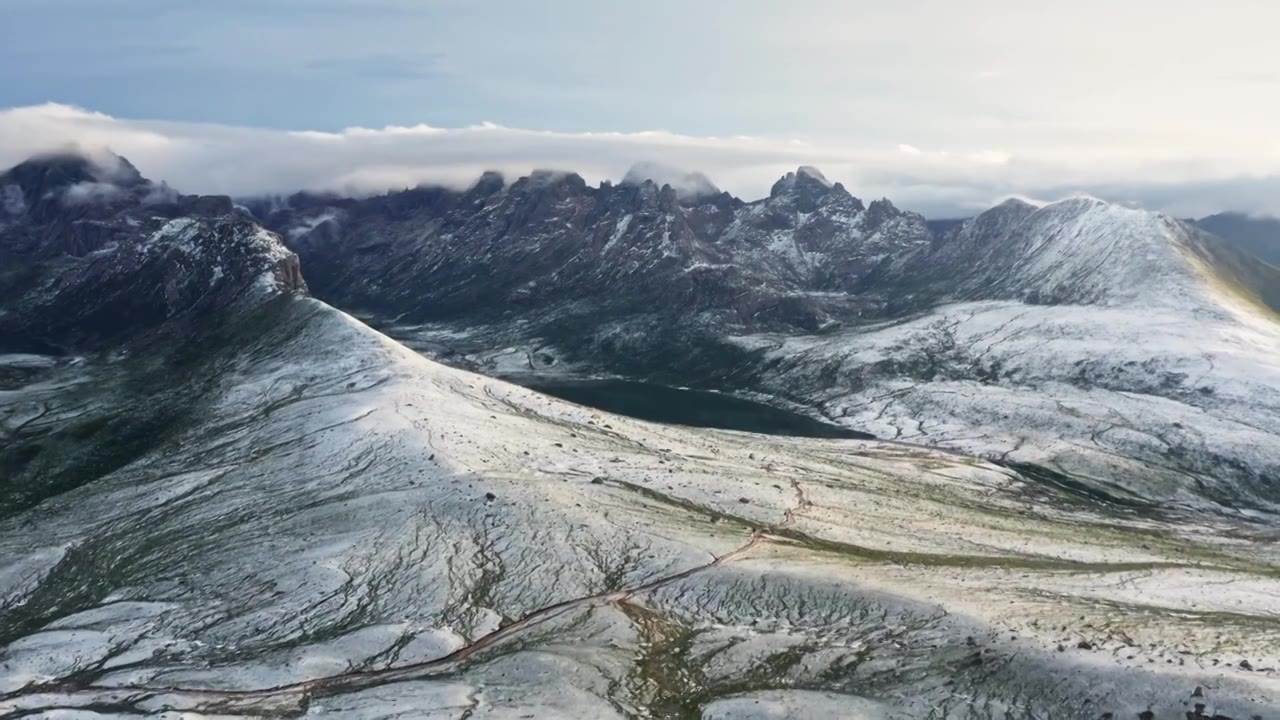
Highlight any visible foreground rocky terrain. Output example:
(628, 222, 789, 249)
(2, 151, 1279, 718)
(6, 296, 1280, 719)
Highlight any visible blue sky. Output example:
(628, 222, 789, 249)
(2, 0, 1278, 216)
(6, 0, 828, 133)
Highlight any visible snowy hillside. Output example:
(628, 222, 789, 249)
(731, 198, 1280, 513)
(386, 193, 1280, 517)
(899, 197, 1280, 313)
(3, 298, 1279, 717)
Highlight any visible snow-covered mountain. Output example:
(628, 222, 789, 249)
(892, 197, 1280, 311)
(735, 197, 1280, 513)
(259, 166, 1280, 516)
(254, 163, 933, 335)
(0, 151, 305, 354)
(3, 150, 1280, 717)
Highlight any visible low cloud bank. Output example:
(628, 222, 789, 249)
(2, 103, 1277, 218)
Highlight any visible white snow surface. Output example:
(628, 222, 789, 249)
(1, 298, 1278, 717)
(736, 290, 1280, 509)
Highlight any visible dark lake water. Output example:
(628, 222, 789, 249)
(516, 378, 873, 440)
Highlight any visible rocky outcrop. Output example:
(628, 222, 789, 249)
(255, 165, 934, 332)
(0, 151, 306, 353)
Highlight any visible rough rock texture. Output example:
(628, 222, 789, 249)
(0, 151, 305, 353)
(255, 164, 933, 334)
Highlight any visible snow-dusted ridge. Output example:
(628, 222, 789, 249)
(2, 297, 1279, 717)
(345, 185, 1280, 518)
(915, 196, 1280, 313)
(713, 197, 1280, 517)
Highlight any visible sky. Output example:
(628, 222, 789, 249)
(2, 0, 1279, 217)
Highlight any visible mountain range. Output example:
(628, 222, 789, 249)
(2, 150, 1279, 718)
(1194, 212, 1280, 266)
(257, 159, 1280, 513)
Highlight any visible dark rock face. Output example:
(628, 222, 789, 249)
(238, 165, 943, 387)
(1195, 212, 1280, 266)
(1, 151, 145, 225)
(255, 166, 933, 339)
(0, 152, 306, 354)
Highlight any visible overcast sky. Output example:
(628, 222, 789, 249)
(2, 0, 1278, 217)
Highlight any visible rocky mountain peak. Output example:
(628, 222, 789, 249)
(770, 166, 829, 197)
(0, 151, 307, 353)
(3, 148, 144, 193)
(864, 197, 900, 224)
(768, 166, 862, 214)
(991, 196, 1039, 213)
(513, 170, 588, 196)
(797, 164, 831, 183)
(1, 148, 150, 222)
(953, 196, 1040, 245)
(467, 170, 507, 197)
(621, 162, 721, 201)
(3, 153, 95, 198)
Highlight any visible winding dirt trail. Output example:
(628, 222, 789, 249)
(3, 483, 815, 717)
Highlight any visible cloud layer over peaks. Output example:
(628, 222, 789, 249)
(2, 103, 1278, 219)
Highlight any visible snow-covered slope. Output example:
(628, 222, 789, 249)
(3, 297, 1279, 718)
(898, 197, 1280, 313)
(732, 198, 1280, 512)
(390, 195, 1280, 516)
(738, 297, 1280, 507)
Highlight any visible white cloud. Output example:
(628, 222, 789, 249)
(61, 181, 125, 206)
(2, 183, 26, 215)
(1, 103, 1278, 218)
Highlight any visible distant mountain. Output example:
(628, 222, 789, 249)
(245, 165, 936, 395)
(1195, 211, 1280, 266)
(246, 171, 1280, 513)
(0, 150, 304, 353)
(924, 217, 966, 242)
(256, 164, 933, 336)
(895, 198, 1280, 312)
